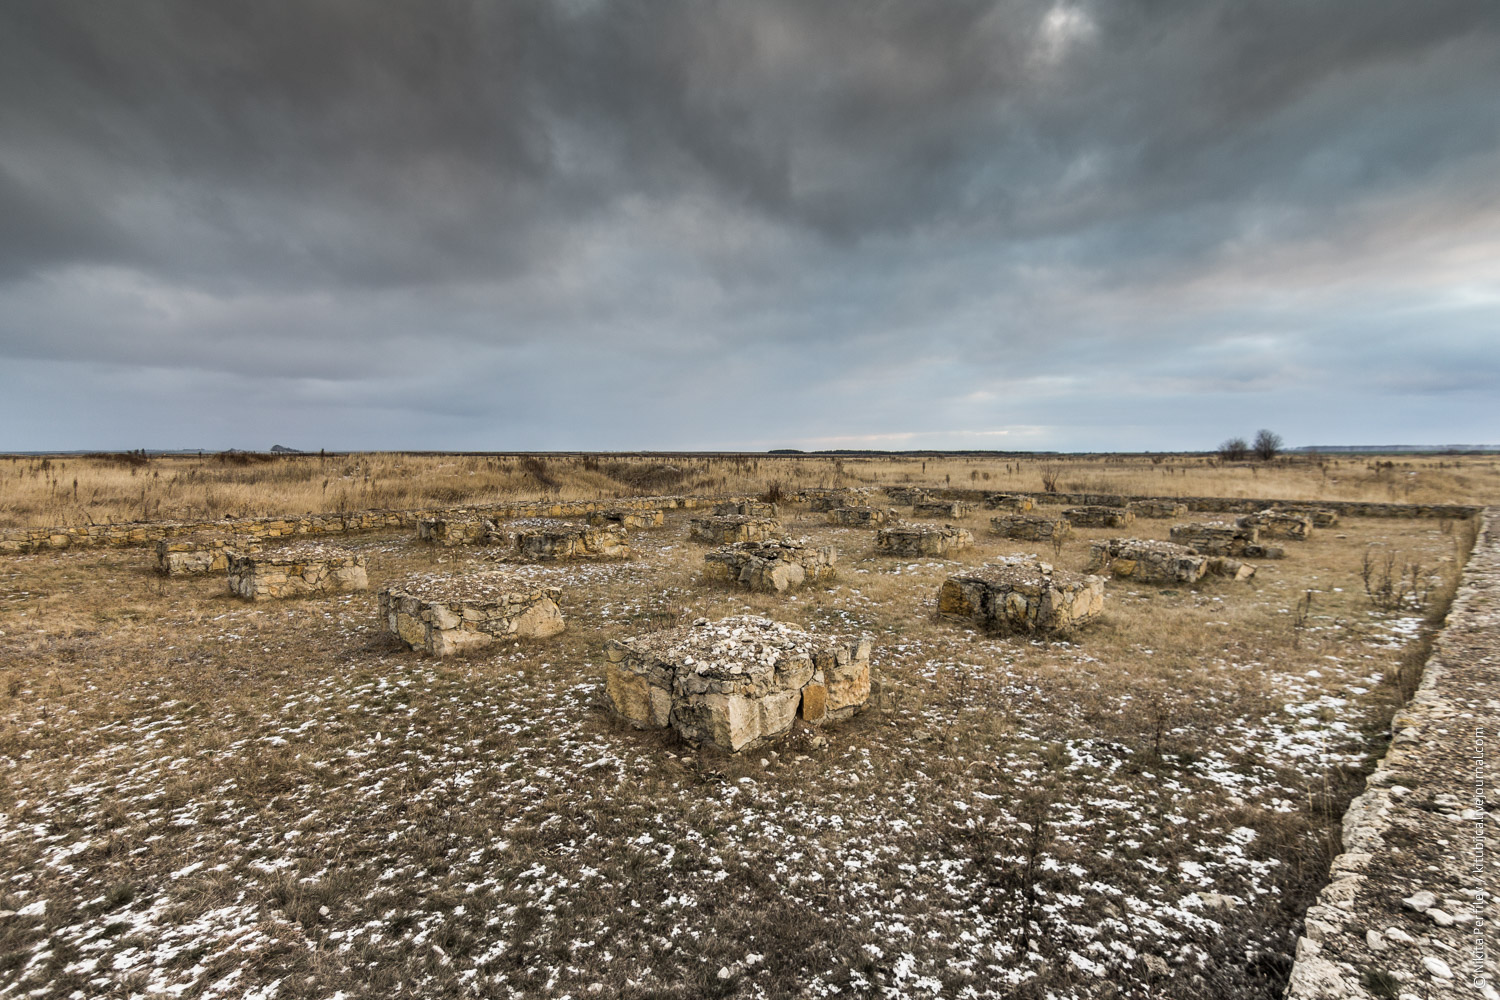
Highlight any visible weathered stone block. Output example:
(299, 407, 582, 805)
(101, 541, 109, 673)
(1086, 538, 1208, 584)
(227, 544, 368, 601)
(713, 499, 780, 519)
(989, 515, 1073, 542)
(1238, 510, 1314, 540)
(586, 509, 665, 530)
(912, 500, 974, 519)
(801, 489, 862, 512)
(156, 535, 261, 576)
(704, 539, 837, 592)
(688, 516, 782, 545)
(1170, 521, 1284, 559)
(884, 487, 932, 505)
(515, 524, 630, 561)
(379, 572, 565, 656)
(827, 506, 893, 527)
(418, 516, 505, 547)
(604, 615, 872, 751)
(1125, 499, 1189, 519)
(938, 559, 1105, 633)
(874, 524, 974, 557)
(1279, 506, 1339, 528)
(1063, 506, 1136, 529)
(983, 494, 1035, 512)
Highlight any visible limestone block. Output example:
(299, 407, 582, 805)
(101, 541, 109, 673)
(688, 516, 782, 545)
(989, 515, 1073, 542)
(703, 539, 837, 592)
(515, 524, 630, 561)
(379, 572, 564, 656)
(884, 487, 932, 505)
(227, 544, 368, 601)
(1125, 500, 1189, 519)
(1086, 538, 1207, 584)
(156, 535, 261, 576)
(983, 494, 1035, 512)
(713, 499, 780, 519)
(939, 558, 1105, 633)
(1063, 506, 1136, 529)
(586, 509, 664, 530)
(1238, 510, 1314, 540)
(912, 500, 974, 519)
(827, 506, 893, 527)
(1170, 521, 1285, 559)
(418, 516, 506, 547)
(874, 524, 974, 557)
(1279, 506, 1339, 528)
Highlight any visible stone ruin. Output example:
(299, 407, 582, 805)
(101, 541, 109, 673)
(227, 544, 368, 601)
(989, 515, 1073, 542)
(1238, 510, 1314, 540)
(713, 499, 780, 519)
(515, 523, 630, 561)
(379, 572, 564, 656)
(1279, 506, 1339, 528)
(688, 515, 782, 545)
(884, 487, 932, 505)
(704, 539, 837, 593)
(912, 499, 974, 519)
(605, 615, 872, 752)
(1085, 538, 1256, 584)
(1125, 499, 1189, 519)
(938, 557, 1105, 634)
(801, 489, 863, 512)
(587, 509, 665, 530)
(827, 505, 893, 527)
(983, 494, 1035, 512)
(874, 523, 974, 557)
(155, 534, 261, 576)
(1170, 522, 1285, 559)
(1063, 506, 1137, 529)
(419, 516, 506, 547)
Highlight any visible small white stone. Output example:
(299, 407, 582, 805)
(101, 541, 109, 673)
(1366, 929, 1387, 950)
(717, 967, 732, 980)
(1385, 927, 1417, 945)
(1421, 955, 1453, 979)
(1426, 908, 1455, 927)
(1402, 890, 1437, 912)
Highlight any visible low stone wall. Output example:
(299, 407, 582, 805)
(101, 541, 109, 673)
(1284, 507, 1499, 999)
(418, 516, 505, 547)
(912, 500, 974, 519)
(884, 487, 932, 505)
(155, 535, 262, 576)
(586, 509, 664, 530)
(875, 524, 974, 557)
(1064, 506, 1136, 529)
(1280, 506, 1340, 528)
(713, 499, 780, 519)
(798, 489, 868, 512)
(1126, 499, 1189, 519)
(989, 515, 1073, 542)
(227, 544, 368, 601)
(515, 524, 630, 561)
(827, 506, 892, 527)
(688, 516, 782, 545)
(1170, 521, 1285, 559)
(1086, 538, 1210, 584)
(604, 615, 872, 752)
(938, 558, 1105, 633)
(1238, 510, 1314, 540)
(704, 539, 837, 593)
(379, 572, 564, 656)
(983, 494, 1035, 512)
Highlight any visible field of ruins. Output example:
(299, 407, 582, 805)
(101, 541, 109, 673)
(0, 451, 1494, 999)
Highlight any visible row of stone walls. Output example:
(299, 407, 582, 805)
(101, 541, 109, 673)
(905, 488, 1480, 520)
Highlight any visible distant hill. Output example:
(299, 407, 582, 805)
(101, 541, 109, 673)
(269, 444, 303, 454)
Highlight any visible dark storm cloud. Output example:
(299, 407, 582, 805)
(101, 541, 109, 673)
(1, 0, 1497, 449)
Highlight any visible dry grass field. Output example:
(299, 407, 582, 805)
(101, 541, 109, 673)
(0, 470, 1484, 999)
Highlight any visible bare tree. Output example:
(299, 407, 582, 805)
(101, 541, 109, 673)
(1253, 429, 1284, 461)
(1217, 437, 1248, 462)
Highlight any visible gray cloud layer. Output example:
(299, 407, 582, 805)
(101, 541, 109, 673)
(2, 0, 1497, 450)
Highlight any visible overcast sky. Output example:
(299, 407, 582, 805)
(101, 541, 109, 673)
(1, 1, 1497, 452)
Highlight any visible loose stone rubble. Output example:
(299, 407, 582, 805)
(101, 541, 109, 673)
(1063, 506, 1137, 529)
(989, 515, 1073, 542)
(912, 499, 974, 519)
(418, 516, 506, 547)
(586, 509, 664, 530)
(227, 544, 368, 601)
(938, 557, 1106, 633)
(713, 499, 780, 519)
(1238, 509, 1315, 540)
(983, 494, 1035, 512)
(1125, 499, 1189, 519)
(1170, 521, 1285, 559)
(379, 572, 565, 656)
(688, 516, 783, 545)
(703, 539, 837, 593)
(155, 535, 261, 576)
(515, 524, 630, 561)
(827, 506, 893, 527)
(874, 523, 974, 557)
(604, 615, 873, 752)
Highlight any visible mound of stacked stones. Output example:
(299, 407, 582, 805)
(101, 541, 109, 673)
(604, 615, 873, 752)
(155, 534, 261, 576)
(912, 499, 974, 518)
(714, 499, 781, 519)
(1063, 506, 1137, 529)
(227, 544, 368, 601)
(419, 516, 506, 547)
(1170, 522, 1284, 559)
(1238, 510, 1314, 540)
(827, 506, 893, 527)
(515, 524, 630, 561)
(587, 509, 664, 530)
(801, 489, 861, 512)
(1125, 499, 1189, 519)
(884, 487, 932, 505)
(990, 515, 1073, 542)
(1279, 506, 1339, 527)
(688, 515, 782, 545)
(983, 494, 1035, 512)
(875, 523, 974, 557)
(938, 558, 1105, 633)
(704, 539, 837, 593)
(380, 572, 565, 656)
(1086, 538, 1208, 583)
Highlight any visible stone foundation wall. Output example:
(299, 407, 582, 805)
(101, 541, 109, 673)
(1280, 506, 1340, 528)
(938, 558, 1105, 633)
(1170, 521, 1285, 559)
(418, 517, 505, 547)
(586, 509, 664, 530)
(515, 524, 630, 561)
(1064, 506, 1137, 529)
(379, 573, 564, 656)
(604, 615, 872, 752)
(713, 500, 780, 519)
(884, 487, 932, 505)
(1126, 499, 1189, 519)
(1086, 538, 1209, 584)
(704, 539, 837, 593)
(688, 516, 782, 545)
(798, 489, 869, 512)
(983, 494, 1036, 512)
(155, 535, 262, 576)
(874, 524, 974, 557)
(989, 515, 1073, 542)
(1238, 510, 1314, 540)
(827, 506, 893, 527)
(912, 500, 974, 519)
(227, 545, 368, 600)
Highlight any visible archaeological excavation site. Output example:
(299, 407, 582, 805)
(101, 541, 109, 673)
(1, 451, 1494, 1000)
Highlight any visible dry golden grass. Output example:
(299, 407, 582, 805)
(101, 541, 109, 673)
(1, 450, 1495, 529)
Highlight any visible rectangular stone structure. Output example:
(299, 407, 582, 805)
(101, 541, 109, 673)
(874, 524, 974, 557)
(418, 516, 505, 547)
(938, 559, 1105, 633)
(989, 515, 1072, 542)
(1278, 506, 1339, 528)
(379, 572, 564, 656)
(1125, 500, 1189, 519)
(884, 487, 932, 505)
(155, 535, 261, 576)
(827, 506, 891, 527)
(713, 499, 780, 519)
(912, 500, 974, 518)
(1086, 538, 1208, 584)
(802, 490, 859, 512)
(704, 539, 837, 593)
(604, 615, 872, 752)
(983, 494, 1035, 512)
(227, 544, 368, 601)
(515, 524, 630, 561)
(1063, 506, 1137, 529)
(688, 515, 782, 545)
(586, 509, 664, 530)
(1238, 510, 1314, 540)
(1169, 521, 1284, 559)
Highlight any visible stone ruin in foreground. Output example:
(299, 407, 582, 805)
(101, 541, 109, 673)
(227, 544, 368, 601)
(989, 515, 1073, 542)
(1170, 522, 1285, 559)
(938, 558, 1105, 633)
(688, 515, 782, 545)
(827, 505, 893, 527)
(605, 615, 872, 752)
(912, 499, 974, 519)
(1086, 538, 1255, 584)
(515, 523, 630, 561)
(875, 523, 974, 557)
(156, 534, 261, 576)
(1064, 506, 1136, 529)
(380, 572, 564, 656)
(586, 509, 664, 530)
(704, 539, 837, 593)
